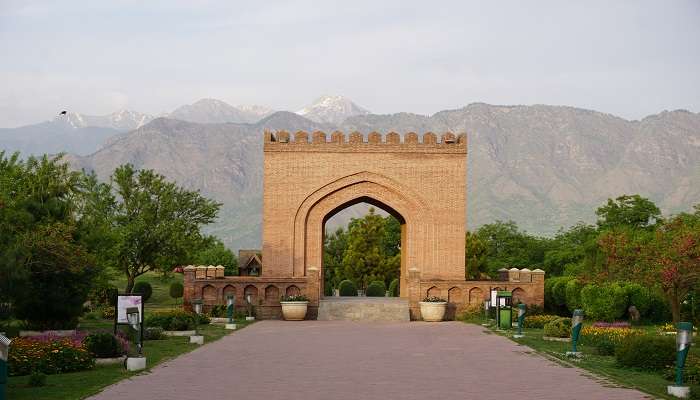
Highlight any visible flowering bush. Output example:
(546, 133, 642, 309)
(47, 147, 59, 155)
(422, 296, 447, 302)
(522, 314, 559, 329)
(591, 321, 631, 329)
(615, 335, 675, 370)
(281, 295, 309, 302)
(544, 317, 571, 338)
(8, 336, 94, 376)
(580, 326, 643, 355)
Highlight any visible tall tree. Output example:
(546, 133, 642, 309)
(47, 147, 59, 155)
(596, 194, 661, 230)
(192, 236, 238, 276)
(104, 164, 221, 292)
(465, 231, 488, 279)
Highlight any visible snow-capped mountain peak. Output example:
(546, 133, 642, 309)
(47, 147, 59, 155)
(296, 95, 370, 124)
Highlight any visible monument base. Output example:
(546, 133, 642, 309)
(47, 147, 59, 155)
(126, 357, 147, 371)
(667, 385, 690, 398)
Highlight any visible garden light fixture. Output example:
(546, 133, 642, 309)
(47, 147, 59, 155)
(567, 309, 584, 357)
(126, 306, 142, 356)
(514, 304, 526, 338)
(668, 322, 693, 398)
(227, 295, 235, 323)
(0, 334, 11, 400)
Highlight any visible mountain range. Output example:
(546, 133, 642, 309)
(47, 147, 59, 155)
(47, 98, 699, 252)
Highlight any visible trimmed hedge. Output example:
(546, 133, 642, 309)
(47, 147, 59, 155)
(580, 283, 627, 322)
(366, 281, 387, 297)
(564, 279, 584, 313)
(523, 314, 559, 329)
(338, 280, 357, 296)
(388, 278, 399, 297)
(83, 332, 124, 358)
(615, 335, 675, 370)
(169, 282, 184, 302)
(543, 317, 571, 338)
(133, 281, 153, 302)
(146, 310, 209, 331)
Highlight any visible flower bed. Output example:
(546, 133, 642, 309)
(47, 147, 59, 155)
(522, 314, 559, 329)
(580, 326, 643, 355)
(8, 335, 94, 376)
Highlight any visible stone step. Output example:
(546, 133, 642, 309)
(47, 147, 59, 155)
(317, 297, 410, 322)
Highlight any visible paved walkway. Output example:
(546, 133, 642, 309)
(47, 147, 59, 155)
(90, 321, 651, 400)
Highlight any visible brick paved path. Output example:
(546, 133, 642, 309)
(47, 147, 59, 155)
(90, 321, 650, 400)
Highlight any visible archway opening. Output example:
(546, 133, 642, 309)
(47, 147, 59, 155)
(321, 196, 406, 298)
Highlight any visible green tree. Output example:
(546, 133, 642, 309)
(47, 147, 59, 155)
(323, 227, 348, 290)
(475, 221, 552, 276)
(342, 208, 400, 288)
(596, 194, 661, 230)
(193, 237, 238, 275)
(465, 231, 488, 279)
(100, 164, 221, 293)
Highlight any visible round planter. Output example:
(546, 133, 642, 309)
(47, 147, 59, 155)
(419, 301, 447, 322)
(280, 301, 309, 321)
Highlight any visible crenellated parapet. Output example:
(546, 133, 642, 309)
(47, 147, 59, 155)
(264, 130, 467, 153)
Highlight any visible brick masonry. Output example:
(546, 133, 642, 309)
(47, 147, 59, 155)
(183, 131, 545, 320)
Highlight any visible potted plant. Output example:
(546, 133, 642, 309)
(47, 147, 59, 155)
(420, 296, 447, 322)
(280, 295, 309, 321)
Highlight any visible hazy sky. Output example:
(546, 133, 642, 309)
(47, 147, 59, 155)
(1, 0, 699, 127)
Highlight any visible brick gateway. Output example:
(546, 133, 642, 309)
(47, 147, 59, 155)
(184, 131, 544, 320)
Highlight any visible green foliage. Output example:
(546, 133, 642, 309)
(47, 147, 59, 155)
(169, 282, 184, 301)
(543, 223, 597, 276)
(88, 283, 118, 308)
(132, 281, 153, 302)
(145, 310, 204, 331)
(28, 371, 47, 387)
(474, 221, 554, 277)
(338, 280, 357, 296)
(8, 337, 94, 376)
(388, 278, 399, 297)
(564, 279, 584, 313)
(622, 283, 652, 317)
(580, 283, 628, 322)
(543, 317, 571, 338)
(192, 237, 237, 276)
(323, 227, 348, 293)
(100, 307, 115, 320)
(102, 164, 222, 292)
(342, 209, 400, 288)
(465, 231, 488, 279)
(144, 327, 165, 340)
(664, 355, 700, 385)
(544, 276, 573, 314)
(596, 194, 661, 231)
(422, 296, 447, 302)
(83, 332, 124, 358)
(209, 305, 226, 317)
(615, 335, 675, 370)
(366, 281, 387, 297)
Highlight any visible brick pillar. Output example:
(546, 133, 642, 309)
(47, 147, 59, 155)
(531, 269, 546, 306)
(183, 266, 196, 311)
(407, 268, 421, 320)
(307, 267, 320, 320)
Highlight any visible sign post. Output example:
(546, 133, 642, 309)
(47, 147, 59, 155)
(115, 294, 146, 371)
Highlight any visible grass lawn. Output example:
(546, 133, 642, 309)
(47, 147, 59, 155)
(467, 319, 700, 399)
(6, 319, 253, 400)
(110, 271, 185, 312)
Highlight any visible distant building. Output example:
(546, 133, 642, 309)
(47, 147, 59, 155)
(238, 249, 262, 276)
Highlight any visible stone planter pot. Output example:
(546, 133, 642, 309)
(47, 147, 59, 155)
(280, 301, 308, 321)
(419, 301, 447, 322)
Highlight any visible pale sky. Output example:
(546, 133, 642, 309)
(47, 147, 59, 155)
(1, 0, 699, 127)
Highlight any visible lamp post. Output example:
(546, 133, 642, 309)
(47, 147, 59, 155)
(514, 304, 526, 338)
(190, 299, 204, 345)
(125, 306, 146, 371)
(0, 334, 11, 400)
(482, 300, 490, 326)
(226, 295, 236, 330)
(668, 322, 693, 398)
(567, 309, 584, 357)
(245, 294, 255, 321)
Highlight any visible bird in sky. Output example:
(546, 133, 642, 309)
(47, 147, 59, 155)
(59, 110, 67, 115)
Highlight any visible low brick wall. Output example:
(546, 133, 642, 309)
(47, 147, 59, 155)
(183, 266, 544, 321)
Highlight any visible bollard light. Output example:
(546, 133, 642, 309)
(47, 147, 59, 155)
(514, 304, 526, 338)
(246, 294, 253, 319)
(569, 309, 584, 355)
(126, 307, 142, 356)
(675, 322, 693, 386)
(0, 334, 11, 400)
(227, 295, 235, 324)
(482, 300, 490, 326)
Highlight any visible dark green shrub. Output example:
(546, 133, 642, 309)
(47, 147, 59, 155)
(580, 283, 627, 321)
(338, 280, 357, 296)
(615, 335, 675, 370)
(88, 284, 118, 308)
(623, 283, 651, 317)
(146, 310, 204, 331)
(551, 277, 571, 308)
(564, 279, 584, 313)
(366, 281, 386, 297)
(209, 305, 226, 318)
(133, 281, 153, 302)
(324, 284, 333, 297)
(144, 327, 164, 340)
(28, 371, 47, 387)
(169, 282, 184, 303)
(388, 279, 399, 297)
(543, 317, 571, 338)
(83, 332, 123, 358)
